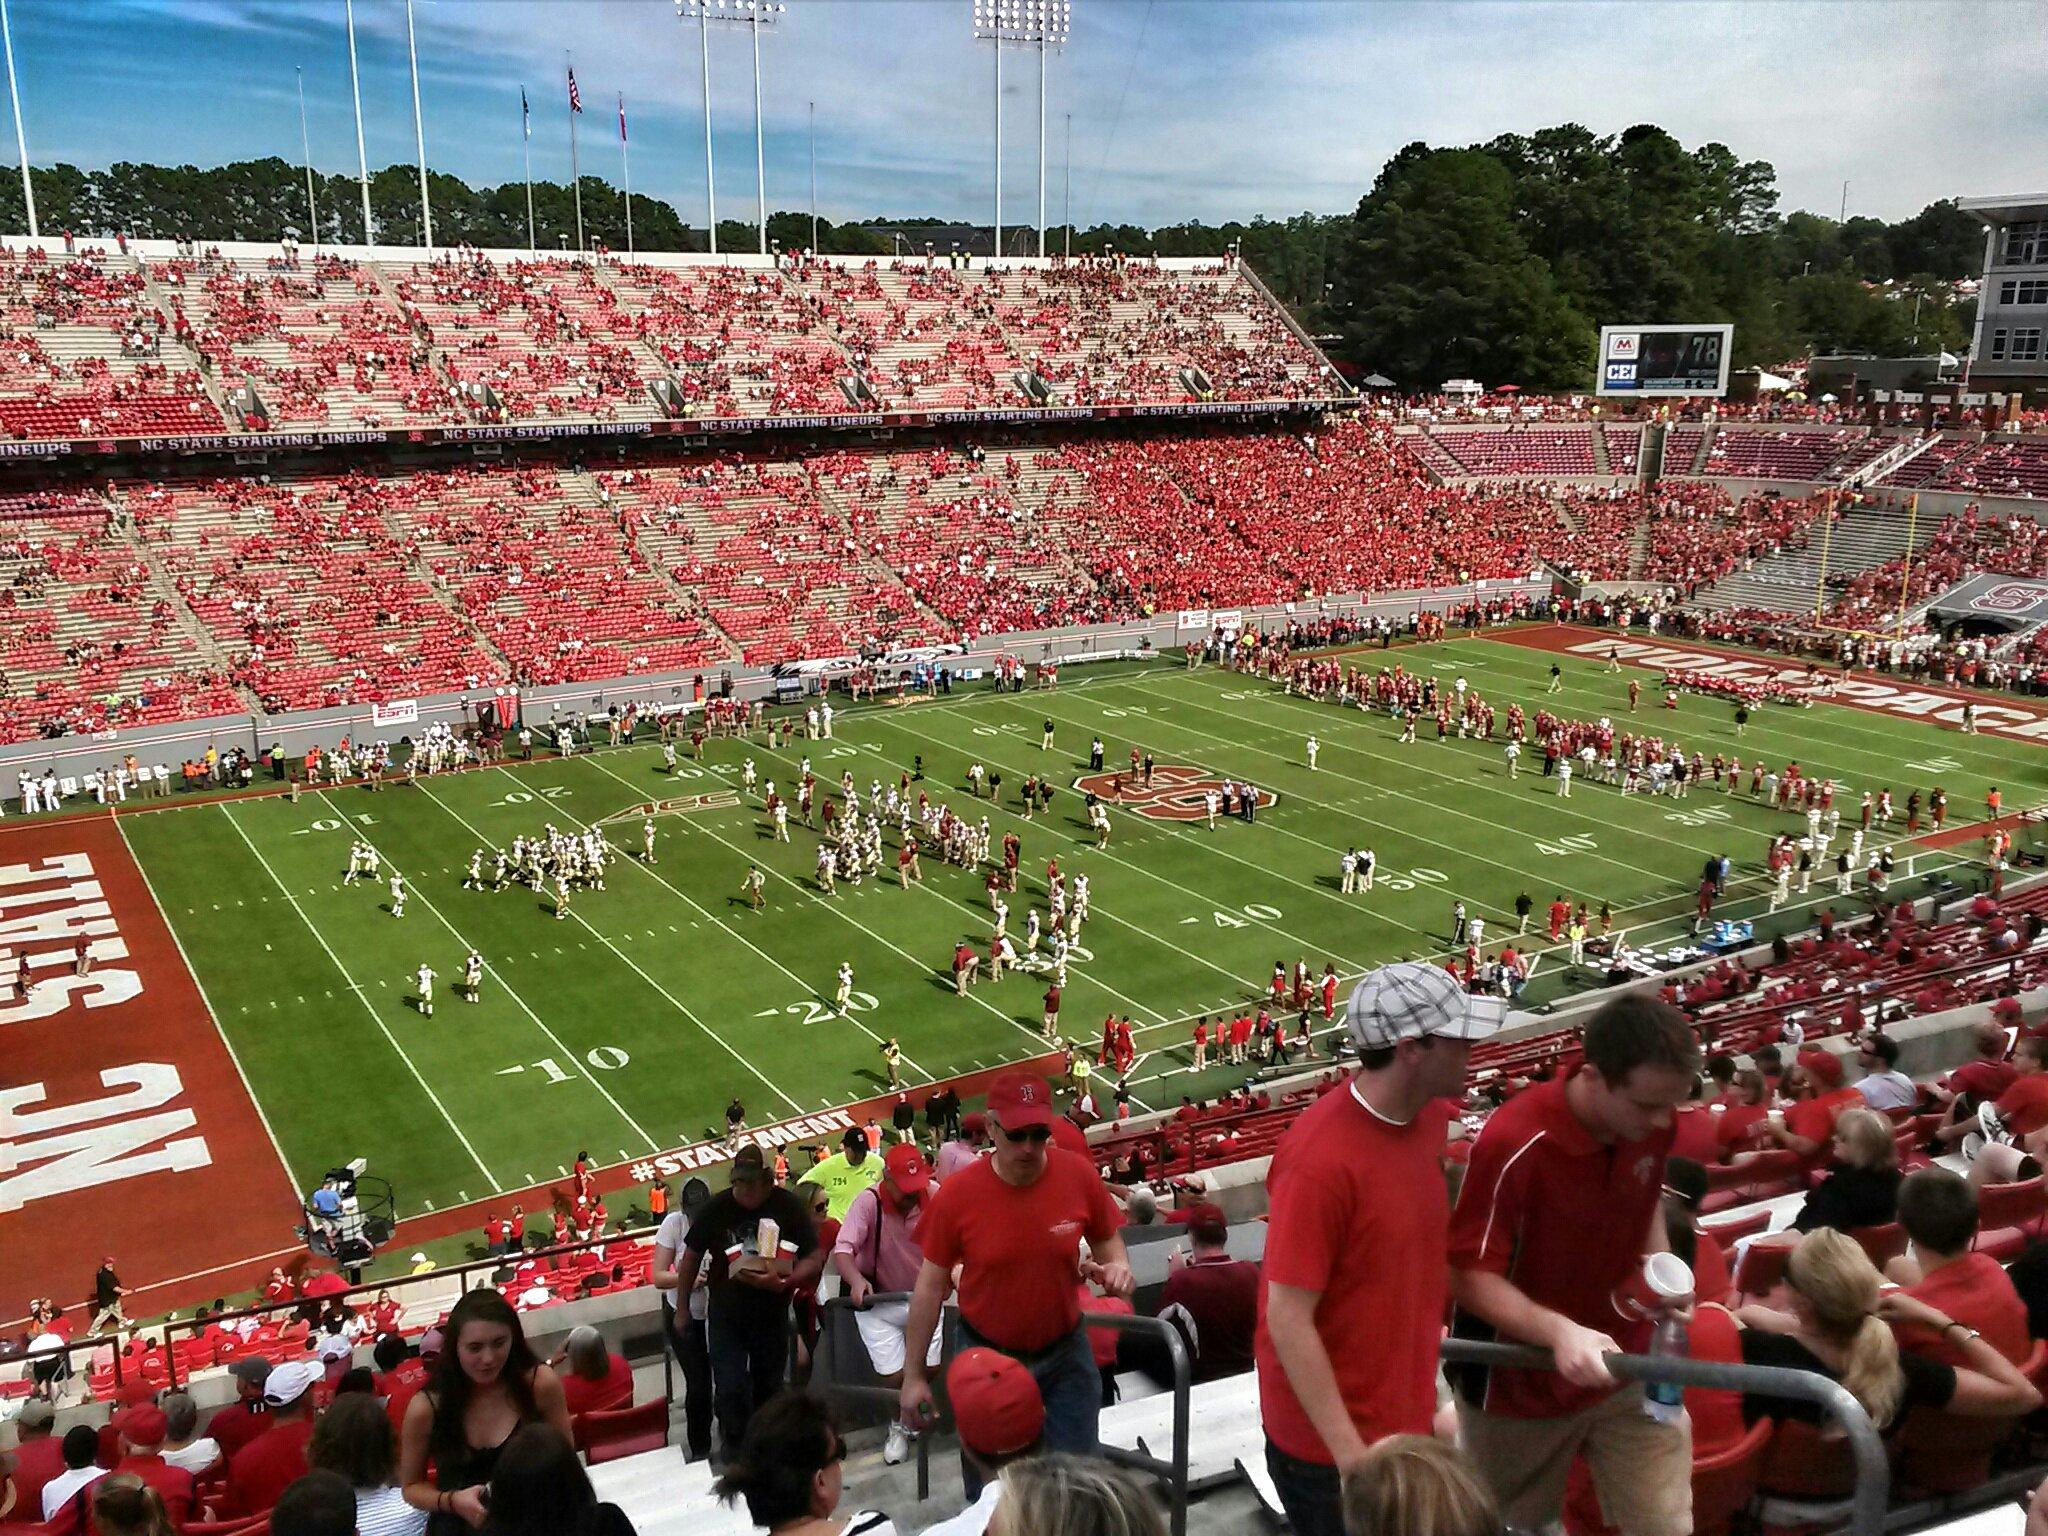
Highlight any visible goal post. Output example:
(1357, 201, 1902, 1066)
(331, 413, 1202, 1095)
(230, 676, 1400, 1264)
(1809, 491, 1923, 647)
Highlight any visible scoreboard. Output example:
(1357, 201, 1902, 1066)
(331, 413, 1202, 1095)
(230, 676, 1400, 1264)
(1596, 324, 1733, 397)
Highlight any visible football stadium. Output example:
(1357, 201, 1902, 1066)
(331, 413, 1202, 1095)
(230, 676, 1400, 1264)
(7, 4, 2048, 1535)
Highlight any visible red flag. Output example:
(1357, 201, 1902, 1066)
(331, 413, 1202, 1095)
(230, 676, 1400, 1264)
(618, 95, 627, 143)
(567, 68, 582, 113)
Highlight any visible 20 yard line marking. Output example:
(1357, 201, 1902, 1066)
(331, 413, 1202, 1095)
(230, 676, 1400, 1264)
(216, 802, 501, 1191)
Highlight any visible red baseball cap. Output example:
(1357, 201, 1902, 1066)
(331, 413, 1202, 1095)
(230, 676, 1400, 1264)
(946, 1347, 1044, 1456)
(884, 1143, 931, 1193)
(1798, 1048, 1844, 1088)
(986, 1071, 1056, 1131)
(1184, 1202, 1229, 1244)
(117, 1405, 168, 1447)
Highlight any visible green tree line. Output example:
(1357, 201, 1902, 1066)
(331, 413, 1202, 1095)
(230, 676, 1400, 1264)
(0, 130, 1985, 392)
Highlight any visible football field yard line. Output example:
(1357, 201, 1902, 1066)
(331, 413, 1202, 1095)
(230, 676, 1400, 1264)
(415, 773, 807, 1120)
(115, 813, 304, 1195)
(574, 756, 1068, 1068)
(512, 756, 944, 1088)
(858, 709, 1372, 975)
(1107, 674, 1711, 884)
(216, 802, 503, 1192)
(313, 789, 659, 1154)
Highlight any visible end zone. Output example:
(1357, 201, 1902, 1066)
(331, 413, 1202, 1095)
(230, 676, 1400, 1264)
(0, 817, 300, 1324)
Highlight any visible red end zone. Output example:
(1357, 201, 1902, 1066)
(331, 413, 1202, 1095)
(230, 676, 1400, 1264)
(1, 814, 299, 1324)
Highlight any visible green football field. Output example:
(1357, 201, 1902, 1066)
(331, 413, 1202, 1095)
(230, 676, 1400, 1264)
(110, 630, 2046, 1220)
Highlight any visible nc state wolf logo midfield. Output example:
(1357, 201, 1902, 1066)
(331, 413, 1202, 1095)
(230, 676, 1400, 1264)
(1072, 765, 1277, 823)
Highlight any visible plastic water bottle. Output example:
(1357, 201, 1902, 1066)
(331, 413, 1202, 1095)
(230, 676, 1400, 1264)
(1643, 1312, 1689, 1424)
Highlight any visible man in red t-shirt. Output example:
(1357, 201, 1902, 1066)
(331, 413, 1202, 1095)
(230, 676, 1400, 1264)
(204, 1358, 275, 1463)
(899, 1071, 1130, 1493)
(1258, 962, 1503, 1536)
(1931, 1023, 2020, 1136)
(374, 1332, 434, 1431)
(223, 1360, 322, 1517)
(1885, 1168, 2030, 1365)
(1758, 1051, 1863, 1170)
(1448, 995, 1700, 1536)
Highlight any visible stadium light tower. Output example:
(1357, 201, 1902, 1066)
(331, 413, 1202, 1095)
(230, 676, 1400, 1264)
(678, 0, 785, 257)
(973, 0, 1069, 260)
(0, 0, 35, 238)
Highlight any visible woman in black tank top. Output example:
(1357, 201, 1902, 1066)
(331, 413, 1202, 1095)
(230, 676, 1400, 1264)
(398, 1289, 570, 1533)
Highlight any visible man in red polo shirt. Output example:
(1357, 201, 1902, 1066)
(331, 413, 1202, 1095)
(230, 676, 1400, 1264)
(899, 1071, 1130, 1494)
(1932, 1023, 2020, 1129)
(1159, 1202, 1259, 1384)
(1259, 963, 1502, 1536)
(1448, 994, 1700, 1536)
(222, 1359, 322, 1517)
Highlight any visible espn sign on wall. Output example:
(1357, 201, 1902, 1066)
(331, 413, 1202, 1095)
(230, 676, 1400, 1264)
(1596, 323, 1734, 398)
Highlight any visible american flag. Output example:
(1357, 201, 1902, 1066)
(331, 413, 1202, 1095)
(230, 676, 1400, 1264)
(618, 95, 627, 144)
(521, 87, 530, 140)
(567, 68, 582, 114)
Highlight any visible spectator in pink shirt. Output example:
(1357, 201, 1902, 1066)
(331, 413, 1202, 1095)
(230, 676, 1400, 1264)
(935, 1112, 990, 1181)
(833, 1143, 940, 1465)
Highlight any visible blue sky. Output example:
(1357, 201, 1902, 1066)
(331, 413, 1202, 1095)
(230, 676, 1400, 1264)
(10, 0, 2047, 229)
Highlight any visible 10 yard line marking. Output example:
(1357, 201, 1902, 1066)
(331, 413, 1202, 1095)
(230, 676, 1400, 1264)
(313, 790, 660, 1153)
(415, 775, 807, 1118)
(217, 802, 502, 1191)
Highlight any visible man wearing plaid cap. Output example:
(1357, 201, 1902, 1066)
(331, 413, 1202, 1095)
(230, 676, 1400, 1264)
(1255, 962, 1502, 1536)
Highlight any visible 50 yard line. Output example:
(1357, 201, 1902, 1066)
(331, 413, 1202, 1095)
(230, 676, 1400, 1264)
(216, 801, 502, 1192)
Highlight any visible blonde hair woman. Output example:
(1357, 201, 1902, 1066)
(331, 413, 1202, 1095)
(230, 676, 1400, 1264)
(1735, 1228, 2038, 1430)
(988, 1454, 1167, 1536)
(1340, 1435, 1502, 1536)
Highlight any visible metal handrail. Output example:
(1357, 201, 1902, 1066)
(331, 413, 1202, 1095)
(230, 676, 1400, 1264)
(810, 1294, 1193, 1536)
(1441, 1339, 1890, 1536)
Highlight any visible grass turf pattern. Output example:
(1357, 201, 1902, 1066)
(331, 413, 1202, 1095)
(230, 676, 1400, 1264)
(115, 632, 2044, 1216)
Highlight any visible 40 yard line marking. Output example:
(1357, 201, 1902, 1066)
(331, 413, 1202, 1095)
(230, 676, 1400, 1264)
(216, 802, 502, 1192)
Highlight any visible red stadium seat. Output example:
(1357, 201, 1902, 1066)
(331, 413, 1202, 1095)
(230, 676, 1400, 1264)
(578, 1397, 670, 1464)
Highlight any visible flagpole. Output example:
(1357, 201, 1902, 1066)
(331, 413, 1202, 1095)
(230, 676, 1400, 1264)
(405, 0, 432, 252)
(808, 99, 816, 254)
(296, 66, 318, 246)
(567, 61, 583, 254)
(750, 5, 765, 255)
(619, 96, 633, 259)
(521, 91, 535, 253)
(699, 9, 715, 255)
(345, 0, 373, 246)
(0, 0, 35, 239)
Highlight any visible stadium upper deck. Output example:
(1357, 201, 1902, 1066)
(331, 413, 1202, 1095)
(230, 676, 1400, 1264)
(0, 240, 1346, 450)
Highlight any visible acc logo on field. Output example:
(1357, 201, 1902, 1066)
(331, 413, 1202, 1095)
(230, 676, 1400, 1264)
(1969, 581, 2048, 614)
(1073, 765, 1277, 823)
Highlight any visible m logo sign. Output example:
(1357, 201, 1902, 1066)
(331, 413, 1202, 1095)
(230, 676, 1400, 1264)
(1073, 765, 1276, 823)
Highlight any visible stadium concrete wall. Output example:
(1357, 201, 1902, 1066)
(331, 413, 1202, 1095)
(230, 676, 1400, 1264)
(0, 575, 1553, 789)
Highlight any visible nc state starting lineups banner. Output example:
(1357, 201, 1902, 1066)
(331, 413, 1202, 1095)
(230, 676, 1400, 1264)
(0, 396, 1341, 462)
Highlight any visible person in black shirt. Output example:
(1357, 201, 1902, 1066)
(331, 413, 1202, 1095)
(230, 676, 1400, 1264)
(1732, 1229, 2036, 1429)
(89, 1257, 128, 1336)
(684, 1145, 821, 1450)
(1790, 1109, 1901, 1235)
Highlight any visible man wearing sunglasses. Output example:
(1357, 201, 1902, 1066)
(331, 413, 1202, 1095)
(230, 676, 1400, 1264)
(899, 1071, 1130, 1493)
